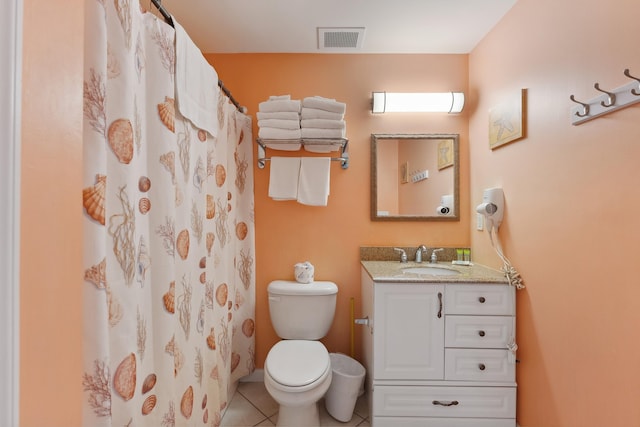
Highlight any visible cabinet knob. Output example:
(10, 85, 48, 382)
(478, 330, 485, 337)
(478, 363, 486, 371)
(478, 296, 486, 303)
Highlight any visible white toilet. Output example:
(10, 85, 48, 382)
(264, 280, 338, 427)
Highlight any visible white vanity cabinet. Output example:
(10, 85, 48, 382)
(361, 267, 517, 427)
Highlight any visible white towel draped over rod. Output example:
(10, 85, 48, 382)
(150, 0, 245, 113)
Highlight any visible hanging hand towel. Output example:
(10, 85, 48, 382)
(174, 19, 219, 137)
(297, 157, 331, 206)
(269, 157, 301, 200)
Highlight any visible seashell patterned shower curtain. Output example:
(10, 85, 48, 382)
(82, 1, 255, 426)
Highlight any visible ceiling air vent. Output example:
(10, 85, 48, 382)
(318, 27, 365, 51)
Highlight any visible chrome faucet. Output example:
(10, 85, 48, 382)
(415, 245, 428, 263)
(430, 248, 444, 263)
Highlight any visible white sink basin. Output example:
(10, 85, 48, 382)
(401, 266, 460, 276)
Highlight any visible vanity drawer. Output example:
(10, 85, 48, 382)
(444, 349, 515, 382)
(445, 315, 514, 348)
(373, 385, 516, 418)
(445, 284, 514, 315)
(372, 417, 516, 427)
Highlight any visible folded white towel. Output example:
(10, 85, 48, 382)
(297, 157, 331, 206)
(174, 19, 219, 136)
(300, 107, 344, 120)
(301, 119, 346, 129)
(269, 95, 291, 100)
(264, 142, 302, 151)
(302, 96, 346, 114)
(303, 142, 343, 153)
(258, 127, 302, 140)
(258, 119, 301, 130)
(257, 111, 300, 121)
(259, 99, 301, 113)
(301, 128, 346, 139)
(269, 157, 300, 200)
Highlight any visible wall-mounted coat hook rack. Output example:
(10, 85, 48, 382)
(623, 68, 640, 95)
(569, 95, 589, 117)
(570, 68, 640, 125)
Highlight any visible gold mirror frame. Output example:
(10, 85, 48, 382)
(371, 133, 460, 221)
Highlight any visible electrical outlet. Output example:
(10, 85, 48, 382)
(476, 213, 484, 231)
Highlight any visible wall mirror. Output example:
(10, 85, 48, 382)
(371, 133, 460, 221)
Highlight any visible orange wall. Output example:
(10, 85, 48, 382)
(20, 0, 84, 426)
(469, 0, 640, 426)
(206, 53, 471, 367)
(26, 1, 640, 425)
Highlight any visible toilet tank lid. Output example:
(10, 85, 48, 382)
(268, 280, 338, 296)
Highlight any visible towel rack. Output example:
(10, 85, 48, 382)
(256, 138, 349, 169)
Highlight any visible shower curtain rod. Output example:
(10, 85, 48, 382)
(150, 0, 245, 113)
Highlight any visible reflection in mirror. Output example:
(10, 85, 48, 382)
(371, 134, 459, 221)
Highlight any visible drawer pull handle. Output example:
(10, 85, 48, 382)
(479, 363, 486, 371)
(437, 292, 443, 318)
(478, 296, 486, 303)
(432, 400, 459, 407)
(478, 330, 486, 337)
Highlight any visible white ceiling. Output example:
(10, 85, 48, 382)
(159, 0, 517, 54)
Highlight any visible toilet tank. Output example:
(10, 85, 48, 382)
(268, 280, 338, 340)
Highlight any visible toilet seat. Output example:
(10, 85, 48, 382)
(265, 340, 330, 387)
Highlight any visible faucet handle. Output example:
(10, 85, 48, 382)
(431, 248, 444, 263)
(393, 247, 408, 263)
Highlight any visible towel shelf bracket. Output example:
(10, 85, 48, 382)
(256, 138, 349, 169)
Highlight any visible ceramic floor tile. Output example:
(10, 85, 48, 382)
(220, 392, 268, 427)
(319, 398, 365, 427)
(223, 381, 370, 427)
(237, 381, 279, 418)
(353, 393, 369, 419)
(255, 418, 276, 426)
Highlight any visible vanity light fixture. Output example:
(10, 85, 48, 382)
(371, 91, 465, 114)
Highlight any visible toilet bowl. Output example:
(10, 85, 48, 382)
(264, 280, 338, 426)
(264, 340, 332, 426)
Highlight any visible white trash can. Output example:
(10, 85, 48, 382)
(324, 353, 366, 422)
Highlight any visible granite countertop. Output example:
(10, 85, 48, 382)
(361, 260, 508, 284)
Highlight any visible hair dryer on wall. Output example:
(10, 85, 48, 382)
(436, 194, 454, 216)
(475, 187, 524, 290)
(476, 187, 504, 233)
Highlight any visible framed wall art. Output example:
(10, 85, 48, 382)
(400, 161, 409, 184)
(437, 138, 454, 170)
(489, 88, 527, 149)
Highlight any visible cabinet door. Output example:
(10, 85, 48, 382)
(374, 283, 445, 380)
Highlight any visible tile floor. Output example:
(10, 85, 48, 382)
(220, 381, 370, 427)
